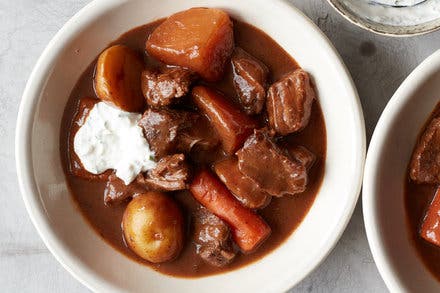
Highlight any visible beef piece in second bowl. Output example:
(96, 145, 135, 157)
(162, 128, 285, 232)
(236, 129, 307, 196)
(410, 117, 440, 184)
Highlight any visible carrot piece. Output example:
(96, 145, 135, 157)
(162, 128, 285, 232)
(190, 169, 271, 253)
(192, 86, 257, 155)
(420, 187, 440, 247)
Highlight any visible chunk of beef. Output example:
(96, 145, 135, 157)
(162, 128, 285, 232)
(139, 154, 190, 191)
(231, 47, 268, 115)
(105, 155, 189, 203)
(104, 173, 147, 205)
(69, 97, 111, 180)
(420, 187, 440, 247)
(193, 207, 236, 267)
(289, 146, 316, 171)
(214, 157, 271, 209)
(236, 130, 307, 197)
(141, 67, 195, 107)
(177, 114, 220, 153)
(410, 117, 440, 184)
(266, 69, 315, 135)
(138, 108, 193, 158)
(138, 108, 218, 159)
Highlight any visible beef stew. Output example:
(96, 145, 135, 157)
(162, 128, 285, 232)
(60, 8, 326, 278)
(406, 102, 440, 281)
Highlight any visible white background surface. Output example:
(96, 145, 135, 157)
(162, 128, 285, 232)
(2, 0, 440, 292)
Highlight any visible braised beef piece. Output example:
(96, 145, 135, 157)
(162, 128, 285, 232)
(193, 207, 236, 267)
(236, 129, 307, 196)
(231, 48, 268, 115)
(138, 108, 193, 158)
(139, 154, 190, 191)
(289, 145, 316, 171)
(177, 114, 220, 153)
(69, 97, 111, 180)
(104, 173, 147, 205)
(410, 117, 440, 184)
(266, 69, 315, 135)
(214, 157, 271, 209)
(138, 108, 218, 159)
(141, 67, 195, 107)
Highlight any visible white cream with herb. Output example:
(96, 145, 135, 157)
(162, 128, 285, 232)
(342, 0, 440, 26)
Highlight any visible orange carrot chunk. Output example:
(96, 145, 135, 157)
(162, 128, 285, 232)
(192, 86, 257, 155)
(420, 187, 440, 247)
(190, 169, 271, 253)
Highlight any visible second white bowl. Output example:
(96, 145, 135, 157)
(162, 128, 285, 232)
(364, 50, 440, 292)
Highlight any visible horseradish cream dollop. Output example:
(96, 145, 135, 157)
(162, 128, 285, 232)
(74, 101, 156, 185)
(342, 0, 440, 26)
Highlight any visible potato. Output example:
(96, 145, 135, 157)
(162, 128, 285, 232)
(122, 192, 184, 263)
(94, 45, 145, 112)
(146, 8, 234, 82)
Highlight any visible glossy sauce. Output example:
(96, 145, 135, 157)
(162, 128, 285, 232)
(60, 19, 327, 278)
(405, 103, 440, 281)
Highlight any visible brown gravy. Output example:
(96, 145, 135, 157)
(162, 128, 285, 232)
(60, 19, 327, 278)
(405, 103, 440, 281)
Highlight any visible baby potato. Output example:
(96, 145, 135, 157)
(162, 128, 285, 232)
(122, 192, 184, 263)
(94, 45, 145, 112)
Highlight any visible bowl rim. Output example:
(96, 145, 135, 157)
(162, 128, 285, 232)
(363, 49, 440, 292)
(326, 0, 440, 37)
(15, 0, 366, 291)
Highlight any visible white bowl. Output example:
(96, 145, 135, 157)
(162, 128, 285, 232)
(15, 0, 365, 292)
(364, 50, 440, 292)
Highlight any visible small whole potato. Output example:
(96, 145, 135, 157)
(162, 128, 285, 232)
(94, 44, 145, 112)
(122, 192, 184, 263)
